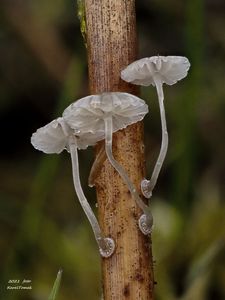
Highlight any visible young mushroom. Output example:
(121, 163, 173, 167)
(121, 56, 191, 198)
(31, 117, 115, 258)
(63, 92, 153, 235)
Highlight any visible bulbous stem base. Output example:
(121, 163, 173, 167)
(141, 178, 152, 199)
(98, 237, 116, 258)
(138, 214, 153, 235)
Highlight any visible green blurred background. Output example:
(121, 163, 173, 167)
(0, 0, 224, 299)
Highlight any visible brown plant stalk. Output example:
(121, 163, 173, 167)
(84, 0, 154, 299)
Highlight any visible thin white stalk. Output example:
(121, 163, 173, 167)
(141, 79, 168, 198)
(152, 80, 169, 188)
(69, 137, 115, 257)
(104, 117, 153, 235)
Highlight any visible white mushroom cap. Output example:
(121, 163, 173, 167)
(121, 56, 190, 86)
(31, 117, 99, 154)
(62, 92, 148, 135)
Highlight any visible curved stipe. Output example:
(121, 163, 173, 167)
(104, 117, 153, 235)
(69, 137, 115, 257)
(141, 78, 168, 199)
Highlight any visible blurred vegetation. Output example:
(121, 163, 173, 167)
(0, 0, 224, 299)
(48, 270, 62, 300)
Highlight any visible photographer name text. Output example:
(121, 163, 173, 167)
(7, 279, 32, 290)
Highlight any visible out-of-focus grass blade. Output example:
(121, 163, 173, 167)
(186, 239, 224, 285)
(48, 269, 63, 300)
(179, 239, 225, 300)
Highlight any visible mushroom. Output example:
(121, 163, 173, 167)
(63, 92, 153, 235)
(31, 117, 115, 258)
(121, 56, 191, 198)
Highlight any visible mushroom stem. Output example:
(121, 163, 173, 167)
(104, 117, 153, 235)
(69, 137, 115, 258)
(141, 79, 168, 198)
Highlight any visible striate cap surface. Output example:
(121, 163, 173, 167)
(63, 92, 148, 135)
(121, 56, 190, 86)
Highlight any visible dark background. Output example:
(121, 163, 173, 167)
(0, 0, 225, 299)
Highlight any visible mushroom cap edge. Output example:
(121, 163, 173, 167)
(121, 55, 191, 87)
(63, 92, 149, 135)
